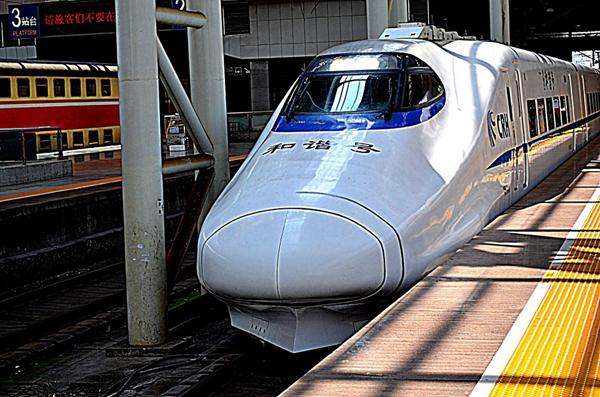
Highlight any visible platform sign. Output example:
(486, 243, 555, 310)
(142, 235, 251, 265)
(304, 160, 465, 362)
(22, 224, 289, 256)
(38, 0, 115, 37)
(8, 5, 40, 39)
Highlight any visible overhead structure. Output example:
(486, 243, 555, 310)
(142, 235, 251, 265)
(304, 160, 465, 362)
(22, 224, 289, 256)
(115, 0, 227, 346)
(490, 0, 510, 44)
(367, 0, 410, 39)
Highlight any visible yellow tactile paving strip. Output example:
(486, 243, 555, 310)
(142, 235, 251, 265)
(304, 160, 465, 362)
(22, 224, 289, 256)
(490, 199, 600, 396)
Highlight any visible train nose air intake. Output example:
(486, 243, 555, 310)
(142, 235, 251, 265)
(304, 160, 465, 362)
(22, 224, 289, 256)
(200, 209, 385, 301)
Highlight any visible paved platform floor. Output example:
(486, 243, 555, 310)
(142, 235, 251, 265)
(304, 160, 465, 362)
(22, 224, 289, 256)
(282, 138, 600, 396)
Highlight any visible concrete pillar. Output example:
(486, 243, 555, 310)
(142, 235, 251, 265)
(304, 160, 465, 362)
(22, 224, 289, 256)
(187, 0, 230, 203)
(115, 0, 167, 346)
(490, 0, 510, 44)
(250, 61, 270, 111)
(388, 0, 409, 27)
(366, 0, 388, 39)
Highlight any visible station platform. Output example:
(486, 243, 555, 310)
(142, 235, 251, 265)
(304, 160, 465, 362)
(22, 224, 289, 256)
(283, 138, 600, 396)
(0, 143, 251, 205)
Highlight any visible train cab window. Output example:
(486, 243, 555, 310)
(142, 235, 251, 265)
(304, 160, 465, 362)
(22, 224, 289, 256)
(100, 79, 112, 97)
(17, 78, 30, 98)
(285, 53, 444, 119)
(545, 98, 555, 131)
(103, 129, 113, 144)
(553, 97, 562, 128)
(85, 79, 97, 97)
(527, 99, 538, 138)
(35, 78, 49, 98)
(537, 98, 547, 134)
(73, 131, 84, 147)
(70, 79, 82, 97)
(0, 78, 11, 98)
(88, 130, 99, 146)
(53, 79, 66, 97)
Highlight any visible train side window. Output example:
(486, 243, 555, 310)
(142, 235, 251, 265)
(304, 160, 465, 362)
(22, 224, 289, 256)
(537, 98, 547, 134)
(73, 131, 84, 147)
(103, 129, 113, 144)
(61, 132, 69, 149)
(0, 78, 11, 98)
(506, 87, 514, 121)
(560, 96, 568, 125)
(527, 99, 538, 138)
(53, 79, 66, 97)
(88, 130, 99, 146)
(553, 97, 562, 128)
(545, 97, 555, 131)
(38, 134, 52, 152)
(86, 79, 97, 97)
(100, 79, 111, 96)
(17, 78, 30, 98)
(70, 79, 82, 97)
(35, 78, 49, 97)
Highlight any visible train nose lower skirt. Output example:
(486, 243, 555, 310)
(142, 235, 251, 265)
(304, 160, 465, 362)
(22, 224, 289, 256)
(199, 209, 386, 301)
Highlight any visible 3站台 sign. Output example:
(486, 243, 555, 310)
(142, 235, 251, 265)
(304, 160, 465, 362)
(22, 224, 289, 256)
(9, 5, 40, 39)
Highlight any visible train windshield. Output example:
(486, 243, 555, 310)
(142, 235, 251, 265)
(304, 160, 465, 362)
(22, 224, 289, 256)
(284, 53, 444, 119)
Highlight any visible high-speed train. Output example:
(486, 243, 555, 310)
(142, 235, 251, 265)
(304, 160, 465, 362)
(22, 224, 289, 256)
(197, 26, 600, 352)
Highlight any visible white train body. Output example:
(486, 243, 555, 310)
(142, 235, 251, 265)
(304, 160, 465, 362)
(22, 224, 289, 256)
(197, 35, 600, 352)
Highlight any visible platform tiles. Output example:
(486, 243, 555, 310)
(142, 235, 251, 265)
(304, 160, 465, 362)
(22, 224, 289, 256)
(282, 141, 600, 397)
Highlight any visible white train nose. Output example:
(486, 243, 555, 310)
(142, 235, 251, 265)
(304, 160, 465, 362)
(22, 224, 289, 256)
(199, 209, 385, 301)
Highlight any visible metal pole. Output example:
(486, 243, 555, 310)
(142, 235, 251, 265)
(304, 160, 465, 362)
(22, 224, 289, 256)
(187, 0, 230, 207)
(156, 7, 207, 28)
(115, 0, 167, 346)
(57, 129, 64, 160)
(388, 0, 409, 27)
(490, 0, 510, 44)
(367, 0, 389, 39)
(21, 132, 26, 165)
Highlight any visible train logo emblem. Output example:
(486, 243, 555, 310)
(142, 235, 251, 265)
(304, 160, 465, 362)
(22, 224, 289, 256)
(487, 111, 510, 147)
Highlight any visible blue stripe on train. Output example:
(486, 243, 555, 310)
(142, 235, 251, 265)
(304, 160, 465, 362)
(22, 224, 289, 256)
(273, 97, 446, 132)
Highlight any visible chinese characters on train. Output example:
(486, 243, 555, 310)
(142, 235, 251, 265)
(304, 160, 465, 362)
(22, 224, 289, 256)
(263, 141, 381, 155)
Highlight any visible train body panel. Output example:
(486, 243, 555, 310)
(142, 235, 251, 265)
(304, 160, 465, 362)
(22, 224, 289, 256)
(198, 35, 600, 352)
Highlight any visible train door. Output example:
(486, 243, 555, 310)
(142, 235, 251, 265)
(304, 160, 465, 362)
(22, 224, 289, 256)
(503, 71, 526, 196)
(568, 74, 580, 151)
(513, 69, 529, 190)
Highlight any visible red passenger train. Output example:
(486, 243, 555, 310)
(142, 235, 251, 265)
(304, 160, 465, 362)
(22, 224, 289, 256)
(0, 60, 120, 159)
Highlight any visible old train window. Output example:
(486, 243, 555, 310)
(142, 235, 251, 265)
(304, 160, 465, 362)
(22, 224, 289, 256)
(560, 96, 568, 125)
(54, 79, 66, 97)
(73, 131, 84, 146)
(88, 130, 99, 146)
(86, 79, 97, 97)
(36, 78, 49, 97)
(0, 78, 11, 98)
(38, 134, 52, 152)
(103, 129, 113, 144)
(100, 79, 111, 96)
(545, 97, 555, 131)
(537, 98, 547, 134)
(61, 132, 68, 149)
(17, 78, 30, 98)
(527, 99, 538, 138)
(553, 97, 562, 128)
(70, 79, 82, 97)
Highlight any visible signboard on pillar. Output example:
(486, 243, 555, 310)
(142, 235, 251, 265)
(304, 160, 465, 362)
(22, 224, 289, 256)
(9, 5, 40, 39)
